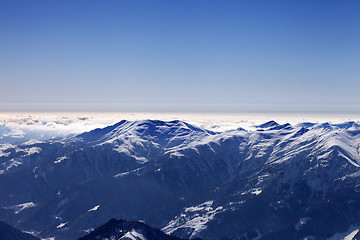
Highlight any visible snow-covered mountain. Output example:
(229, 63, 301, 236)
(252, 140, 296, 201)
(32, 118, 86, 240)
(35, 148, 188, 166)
(0, 120, 360, 239)
(79, 219, 187, 240)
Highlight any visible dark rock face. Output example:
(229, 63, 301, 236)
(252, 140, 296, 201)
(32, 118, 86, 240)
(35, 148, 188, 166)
(79, 219, 186, 240)
(1, 120, 360, 239)
(0, 221, 39, 240)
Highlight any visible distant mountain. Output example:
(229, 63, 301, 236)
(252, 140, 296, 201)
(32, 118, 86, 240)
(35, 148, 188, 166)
(79, 219, 186, 240)
(1, 120, 360, 239)
(0, 220, 39, 240)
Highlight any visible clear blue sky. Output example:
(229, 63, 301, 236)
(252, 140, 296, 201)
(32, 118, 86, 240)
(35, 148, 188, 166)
(1, 0, 359, 113)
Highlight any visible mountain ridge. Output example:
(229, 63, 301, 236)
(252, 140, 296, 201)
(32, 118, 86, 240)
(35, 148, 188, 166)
(0, 220, 39, 240)
(0, 119, 360, 239)
(78, 218, 190, 240)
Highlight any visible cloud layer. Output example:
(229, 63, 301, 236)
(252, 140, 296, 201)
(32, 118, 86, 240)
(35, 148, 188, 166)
(0, 112, 359, 144)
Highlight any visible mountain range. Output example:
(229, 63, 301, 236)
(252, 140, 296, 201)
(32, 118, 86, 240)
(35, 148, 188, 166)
(1, 120, 360, 239)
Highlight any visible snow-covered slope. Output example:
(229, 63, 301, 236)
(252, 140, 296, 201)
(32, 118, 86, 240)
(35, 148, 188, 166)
(0, 120, 360, 239)
(78, 219, 185, 240)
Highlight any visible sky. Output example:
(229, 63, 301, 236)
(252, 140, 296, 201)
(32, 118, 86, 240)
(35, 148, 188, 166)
(1, 0, 359, 113)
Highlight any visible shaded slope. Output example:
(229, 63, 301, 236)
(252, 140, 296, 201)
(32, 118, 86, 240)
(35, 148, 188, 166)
(0, 220, 39, 240)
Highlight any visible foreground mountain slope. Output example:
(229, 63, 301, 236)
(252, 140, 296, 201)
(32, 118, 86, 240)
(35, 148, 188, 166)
(0, 220, 39, 240)
(0, 120, 360, 239)
(79, 219, 186, 240)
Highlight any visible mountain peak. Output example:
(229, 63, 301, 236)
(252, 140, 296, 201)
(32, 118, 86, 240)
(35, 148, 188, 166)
(77, 120, 214, 144)
(79, 219, 186, 240)
(257, 120, 279, 128)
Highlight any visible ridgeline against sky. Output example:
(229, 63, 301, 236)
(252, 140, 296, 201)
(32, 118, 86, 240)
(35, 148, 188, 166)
(1, 0, 359, 113)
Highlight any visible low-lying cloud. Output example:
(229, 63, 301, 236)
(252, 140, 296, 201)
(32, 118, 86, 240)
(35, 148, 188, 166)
(0, 112, 359, 144)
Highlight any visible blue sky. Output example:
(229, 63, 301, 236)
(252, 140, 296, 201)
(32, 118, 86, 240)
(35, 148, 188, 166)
(1, 0, 359, 113)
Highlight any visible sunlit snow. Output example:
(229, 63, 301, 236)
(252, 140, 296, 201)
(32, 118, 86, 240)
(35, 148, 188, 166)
(57, 222, 67, 229)
(5, 202, 36, 214)
(163, 201, 223, 238)
(88, 205, 100, 212)
(120, 229, 146, 240)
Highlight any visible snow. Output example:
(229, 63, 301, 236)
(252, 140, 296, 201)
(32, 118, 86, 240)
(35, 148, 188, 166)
(16, 147, 42, 157)
(0, 151, 11, 157)
(241, 188, 263, 196)
(23, 139, 43, 145)
(257, 174, 270, 185)
(5, 202, 36, 214)
(345, 230, 360, 240)
(339, 152, 360, 168)
(133, 156, 149, 164)
(120, 229, 146, 240)
(185, 201, 214, 212)
(4, 159, 22, 171)
(0, 143, 15, 157)
(83, 228, 94, 234)
(169, 151, 185, 158)
(54, 156, 68, 164)
(327, 226, 360, 240)
(113, 167, 142, 178)
(163, 201, 223, 238)
(23, 230, 40, 237)
(114, 171, 131, 177)
(88, 205, 100, 212)
(57, 222, 67, 229)
(251, 188, 262, 195)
